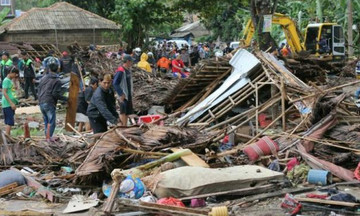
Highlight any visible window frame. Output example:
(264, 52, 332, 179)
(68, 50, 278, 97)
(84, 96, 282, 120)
(0, 0, 11, 6)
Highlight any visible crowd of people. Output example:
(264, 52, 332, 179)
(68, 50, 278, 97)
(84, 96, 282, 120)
(0, 41, 237, 140)
(0, 48, 137, 142)
(115, 40, 235, 78)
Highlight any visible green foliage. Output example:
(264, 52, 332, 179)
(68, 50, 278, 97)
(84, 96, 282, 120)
(111, 0, 183, 49)
(16, 0, 58, 10)
(174, 0, 249, 42)
(0, 7, 10, 24)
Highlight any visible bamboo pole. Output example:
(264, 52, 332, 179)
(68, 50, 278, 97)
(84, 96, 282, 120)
(281, 77, 286, 131)
(290, 80, 360, 103)
(255, 84, 259, 133)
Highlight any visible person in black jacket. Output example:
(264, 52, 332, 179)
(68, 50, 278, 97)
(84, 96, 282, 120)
(37, 57, 68, 142)
(76, 77, 98, 132)
(87, 74, 119, 133)
(21, 51, 37, 100)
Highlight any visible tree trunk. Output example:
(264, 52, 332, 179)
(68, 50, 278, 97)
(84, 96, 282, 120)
(347, 0, 354, 57)
(316, 0, 323, 22)
(250, 0, 278, 52)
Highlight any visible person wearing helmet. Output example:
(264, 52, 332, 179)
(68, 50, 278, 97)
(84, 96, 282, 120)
(133, 47, 141, 63)
(42, 50, 60, 74)
(37, 57, 68, 142)
(0, 51, 13, 83)
(60, 51, 72, 74)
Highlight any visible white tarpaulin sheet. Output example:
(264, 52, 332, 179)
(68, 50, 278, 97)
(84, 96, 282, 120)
(177, 49, 261, 124)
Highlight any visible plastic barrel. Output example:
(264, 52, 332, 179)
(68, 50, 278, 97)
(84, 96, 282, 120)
(307, 169, 332, 186)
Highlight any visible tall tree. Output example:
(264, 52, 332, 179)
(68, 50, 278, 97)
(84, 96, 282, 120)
(316, 0, 323, 22)
(347, 0, 354, 56)
(112, 0, 182, 49)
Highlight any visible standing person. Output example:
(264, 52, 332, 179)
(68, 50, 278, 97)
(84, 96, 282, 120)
(37, 57, 68, 142)
(2, 67, 19, 135)
(180, 48, 191, 67)
(137, 53, 152, 73)
(87, 74, 118, 133)
(76, 77, 98, 132)
(1, 51, 13, 83)
(21, 51, 37, 100)
(172, 54, 186, 78)
(42, 50, 60, 74)
(60, 51, 72, 74)
(190, 46, 200, 65)
(147, 52, 157, 76)
(133, 47, 142, 63)
(113, 55, 134, 126)
(223, 42, 234, 54)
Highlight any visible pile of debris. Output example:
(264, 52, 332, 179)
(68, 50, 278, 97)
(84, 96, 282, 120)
(69, 44, 179, 112)
(3, 48, 360, 216)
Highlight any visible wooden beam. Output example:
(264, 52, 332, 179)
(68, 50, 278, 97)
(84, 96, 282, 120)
(297, 197, 360, 207)
(65, 73, 80, 132)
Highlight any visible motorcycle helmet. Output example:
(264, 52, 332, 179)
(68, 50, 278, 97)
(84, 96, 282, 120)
(48, 57, 59, 72)
(134, 47, 141, 56)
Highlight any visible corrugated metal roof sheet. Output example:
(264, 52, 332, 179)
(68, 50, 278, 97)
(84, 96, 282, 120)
(0, 2, 120, 33)
(172, 21, 210, 38)
(169, 32, 194, 38)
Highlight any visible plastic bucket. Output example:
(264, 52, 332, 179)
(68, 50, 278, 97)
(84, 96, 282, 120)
(307, 169, 332, 186)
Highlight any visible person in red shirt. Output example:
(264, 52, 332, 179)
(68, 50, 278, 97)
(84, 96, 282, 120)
(172, 54, 187, 78)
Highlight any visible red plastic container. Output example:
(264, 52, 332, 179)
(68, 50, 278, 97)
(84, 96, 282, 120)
(258, 113, 272, 128)
(243, 136, 279, 161)
(138, 115, 163, 125)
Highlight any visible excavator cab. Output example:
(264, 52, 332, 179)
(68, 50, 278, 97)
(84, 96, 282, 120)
(304, 23, 345, 60)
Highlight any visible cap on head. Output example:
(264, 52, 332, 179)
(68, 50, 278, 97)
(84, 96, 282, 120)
(2, 51, 9, 57)
(62, 51, 68, 56)
(123, 54, 134, 62)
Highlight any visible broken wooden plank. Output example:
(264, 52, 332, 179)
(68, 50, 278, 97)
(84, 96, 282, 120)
(10, 168, 59, 203)
(0, 210, 52, 216)
(0, 185, 26, 196)
(0, 182, 17, 195)
(116, 199, 208, 216)
(296, 197, 360, 207)
(171, 148, 209, 168)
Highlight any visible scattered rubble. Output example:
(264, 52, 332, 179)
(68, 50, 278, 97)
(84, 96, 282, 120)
(3, 47, 360, 215)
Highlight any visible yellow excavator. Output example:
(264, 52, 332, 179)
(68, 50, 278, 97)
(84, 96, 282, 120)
(242, 13, 345, 60)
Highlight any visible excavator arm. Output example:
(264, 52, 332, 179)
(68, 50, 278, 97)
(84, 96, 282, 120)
(242, 13, 305, 54)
